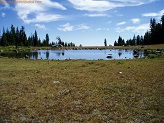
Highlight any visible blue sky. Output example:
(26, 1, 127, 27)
(0, 0, 164, 46)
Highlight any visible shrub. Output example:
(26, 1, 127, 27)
(148, 54, 157, 59)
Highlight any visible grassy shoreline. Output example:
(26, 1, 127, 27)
(0, 58, 164, 122)
(0, 44, 164, 51)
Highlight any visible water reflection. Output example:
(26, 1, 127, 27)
(0, 49, 145, 60)
(46, 51, 49, 60)
(118, 49, 122, 57)
(54, 50, 64, 57)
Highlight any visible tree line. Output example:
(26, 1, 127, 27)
(0, 25, 75, 47)
(114, 14, 164, 46)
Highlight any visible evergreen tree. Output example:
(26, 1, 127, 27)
(0, 25, 76, 47)
(155, 23, 162, 44)
(19, 26, 26, 46)
(136, 35, 141, 45)
(1, 27, 7, 46)
(144, 31, 151, 45)
(126, 40, 129, 46)
(34, 30, 38, 46)
(42, 39, 46, 46)
(64, 42, 68, 47)
(45, 34, 49, 46)
(140, 35, 144, 45)
(104, 38, 107, 46)
(38, 38, 41, 46)
(132, 35, 136, 45)
(10, 25, 16, 45)
(15, 27, 19, 48)
(118, 36, 124, 46)
(114, 40, 118, 46)
(6, 28, 10, 46)
(161, 15, 164, 44)
(114, 14, 164, 45)
(150, 18, 156, 44)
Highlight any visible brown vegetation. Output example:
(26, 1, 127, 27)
(0, 58, 164, 122)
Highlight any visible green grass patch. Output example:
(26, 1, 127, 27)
(148, 54, 158, 59)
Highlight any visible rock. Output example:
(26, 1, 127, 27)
(119, 72, 122, 74)
(107, 54, 112, 58)
(53, 81, 60, 84)
(59, 89, 70, 94)
(134, 54, 139, 57)
(25, 55, 29, 59)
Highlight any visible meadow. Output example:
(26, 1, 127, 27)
(0, 57, 164, 122)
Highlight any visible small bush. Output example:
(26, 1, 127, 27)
(116, 61, 124, 65)
(148, 54, 157, 59)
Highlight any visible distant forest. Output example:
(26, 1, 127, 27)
(114, 14, 164, 46)
(0, 26, 75, 47)
(1, 14, 164, 47)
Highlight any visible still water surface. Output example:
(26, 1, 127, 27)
(0, 49, 145, 60)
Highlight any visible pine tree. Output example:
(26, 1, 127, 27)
(10, 25, 16, 45)
(64, 42, 68, 47)
(140, 36, 144, 45)
(161, 15, 164, 44)
(6, 28, 10, 46)
(104, 38, 107, 46)
(136, 35, 141, 45)
(15, 27, 19, 48)
(19, 26, 26, 46)
(150, 18, 156, 44)
(114, 41, 118, 46)
(34, 30, 38, 46)
(144, 31, 151, 45)
(118, 36, 123, 46)
(1, 27, 7, 46)
(45, 34, 49, 46)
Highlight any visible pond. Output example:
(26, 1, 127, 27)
(0, 49, 145, 60)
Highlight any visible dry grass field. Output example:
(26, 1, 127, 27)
(0, 58, 164, 122)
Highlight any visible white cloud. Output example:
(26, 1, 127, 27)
(77, 24, 90, 30)
(84, 13, 108, 17)
(109, 0, 156, 4)
(26, 13, 64, 23)
(57, 23, 91, 32)
(68, 0, 119, 12)
(143, 13, 158, 17)
(41, 0, 66, 10)
(96, 28, 102, 31)
(0, 0, 10, 9)
(15, 0, 66, 23)
(115, 23, 149, 34)
(68, 0, 156, 12)
(142, 9, 164, 18)
(57, 23, 74, 32)
(96, 28, 110, 31)
(35, 24, 47, 30)
(131, 18, 140, 24)
(1, 12, 6, 17)
(116, 21, 126, 26)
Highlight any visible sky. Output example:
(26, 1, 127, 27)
(0, 0, 164, 46)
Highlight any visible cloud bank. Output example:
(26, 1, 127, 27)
(15, 0, 66, 23)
